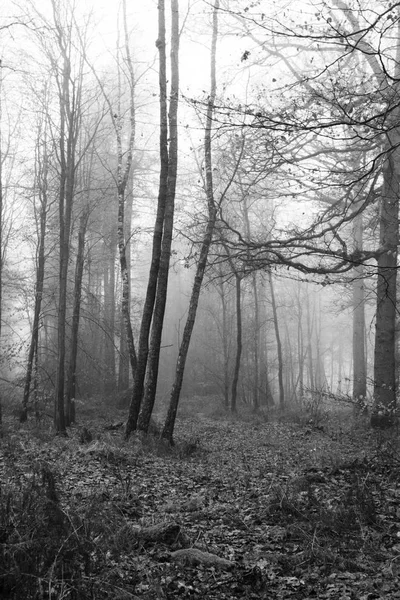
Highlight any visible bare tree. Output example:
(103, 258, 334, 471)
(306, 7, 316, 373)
(125, 0, 180, 436)
(162, 0, 220, 443)
(21, 104, 52, 422)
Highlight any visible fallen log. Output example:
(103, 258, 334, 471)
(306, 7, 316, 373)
(169, 548, 235, 570)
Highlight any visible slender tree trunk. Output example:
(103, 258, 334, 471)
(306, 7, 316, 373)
(118, 312, 130, 391)
(215, 270, 230, 408)
(116, 0, 137, 379)
(103, 244, 117, 395)
(117, 179, 137, 376)
(125, 0, 170, 437)
(51, 1, 85, 434)
(306, 292, 314, 391)
(162, 0, 219, 444)
(118, 183, 133, 391)
(260, 280, 274, 407)
(352, 209, 367, 406)
(0, 60, 3, 426)
(252, 272, 260, 411)
(241, 190, 260, 412)
(268, 270, 284, 408)
(21, 143, 48, 422)
(297, 301, 305, 399)
(65, 208, 89, 424)
(137, 0, 180, 433)
(55, 56, 77, 435)
(88, 0, 137, 386)
(231, 273, 242, 414)
(220, 279, 230, 408)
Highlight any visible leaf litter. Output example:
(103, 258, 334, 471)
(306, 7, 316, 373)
(1, 409, 400, 599)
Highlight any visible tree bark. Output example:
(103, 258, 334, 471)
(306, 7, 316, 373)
(137, 0, 180, 434)
(65, 208, 89, 424)
(103, 239, 117, 396)
(268, 269, 284, 408)
(162, 0, 219, 444)
(125, 0, 170, 437)
(231, 273, 242, 414)
(372, 10, 400, 424)
(220, 277, 230, 409)
(352, 210, 367, 406)
(54, 37, 79, 435)
(116, 0, 137, 380)
(373, 154, 399, 423)
(21, 131, 49, 422)
(118, 181, 134, 391)
(0, 60, 3, 426)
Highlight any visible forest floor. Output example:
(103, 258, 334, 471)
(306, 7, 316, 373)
(1, 398, 400, 599)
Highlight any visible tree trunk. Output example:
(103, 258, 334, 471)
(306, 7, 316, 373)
(66, 208, 89, 425)
(220, 278, 230, 409)
(0, 60, 3, 426)
(125, 0, 170, 437)
(103, 244, 117, 396)
(137, 0, 180, 433)
(268, 270, 284, 408)
(118, 311, 130, 391)
(117, 178, 137, 377)
(162, 0, 219, 444)
(231, 273, 242, 414)
(118, 179, 134, 391)
(116, 0, 137, 380)
(352, 210, 367, 406)
(373, 155, 399, 424)
(306, 292, 314, 391)
(21, 139, 48, 422)
(297, 294, 305, 399)
(252, 272, 260, 411)
(55, 52, 77, 435)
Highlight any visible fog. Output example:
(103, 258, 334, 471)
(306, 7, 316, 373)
(0, 0, 395, 433)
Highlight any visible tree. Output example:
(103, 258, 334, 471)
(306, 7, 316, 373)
(29, 0, 101, 432)
(137, 0, 180, 433)
(21, 102, 52, 422)
(161, 0, 220, 443)
(126, 0, 180, 436)
(0, 59, 3, 425)
(65, 204, 89, 424)
(217, 0, 400, 421)
(268, 269, 284, 408)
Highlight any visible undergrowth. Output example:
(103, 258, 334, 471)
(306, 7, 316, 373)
(0, 461, 138, 599)
(1, 395, 399, 599)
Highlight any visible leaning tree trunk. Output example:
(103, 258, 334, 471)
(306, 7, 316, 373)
(125, 0, 170, 437)
(161, 0, 219, 444)
(137, 0, 180, 434)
